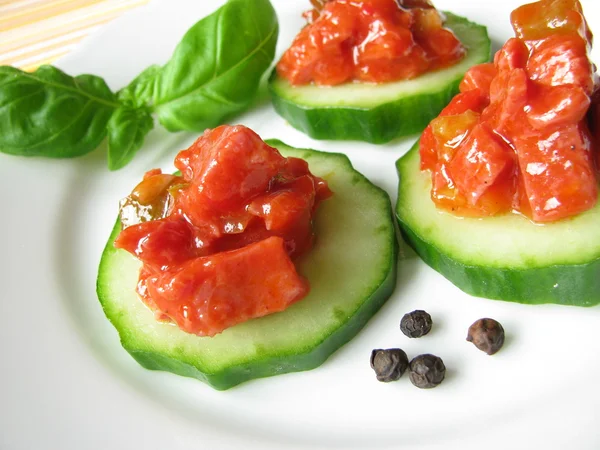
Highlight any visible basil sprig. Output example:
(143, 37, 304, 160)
(0, 66, 118, 159)
(0, 0, 278, 170)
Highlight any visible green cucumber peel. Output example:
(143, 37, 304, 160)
(0, 0, 278, 169)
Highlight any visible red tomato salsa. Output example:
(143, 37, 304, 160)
(115, 125, 332, 337)
(419, 0, 599, 223)
(276, 0, 465, 86)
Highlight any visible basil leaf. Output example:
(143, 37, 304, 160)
(107, 106, 154, 171)
(0, 65, 118, 158)
(117, 65, 161, 108)
(151, 0, 278, 131)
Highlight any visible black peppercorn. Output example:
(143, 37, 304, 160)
(370, 348, 409, 382)
(400, 310, 432, 338)
(467, 318, 505, 355)
(408, 354, 445, 388)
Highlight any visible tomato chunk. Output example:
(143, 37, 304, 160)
(526, 83, 590, 129)
(430, 110, 480, 163)
(414, 27, 466, 69)
(488, 68, 529, 132)
(118, 171, 182, 228)
(419, 90, 489, 170)
(248, 176, 315, 232)
(512, 123, 597, 222)
(115, 218, 199, 268)
(438, 89, 490, 116)
(142, 237, 309, 337)
(493, 38, 528, 72)
(527, 34, 594, 94)
(459, 63, 496, 96)
(448, 124, 514, 204)
(175, 126, 285, 208)
(510, 0, 590, 43)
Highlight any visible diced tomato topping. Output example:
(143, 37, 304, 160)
(430, 161, 465, 210)
(276, 0, 465, 86)
(118, 172, 183, 228)
(512, 169, 533, 218)
(459, 63, 497, 96)
(141, 237, 309, 337)
(174, 126, 285, 208)
(512, 123, 597, 222)
(510, 0, 591, 44)
(248, 176, 315, 232)
(526, 82, 590, 129)
(419, 126, 438, 171)
(115, 218, 199, 268)
(493, 38, 529, 72)
(430, 160, 515, 217)
(438, 89, 490, 116)
(430, 110, 480, 163)
(411, 7, 442, 34)
(419, 90, 489, 171)
(527, 34, 595, 94)
(421, 0, 599, 223)
(488, 68, 529, 132)
(414, 27, 466, 69)
(448, 124, 515, 204)
(115, 125, 332, 336)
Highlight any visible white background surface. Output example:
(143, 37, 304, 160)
(1, 1, 600, 449)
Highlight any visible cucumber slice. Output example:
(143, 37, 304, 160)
(395, 142, 600, 306)
(269, 13, 490, 143)
(97, 140, 398, 390)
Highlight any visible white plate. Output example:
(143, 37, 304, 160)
(2, 1, 600, 449)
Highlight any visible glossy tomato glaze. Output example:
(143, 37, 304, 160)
(419, 0, 599, 223)
(277, 0, 465, 85)
(114, 125, 332, 337)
